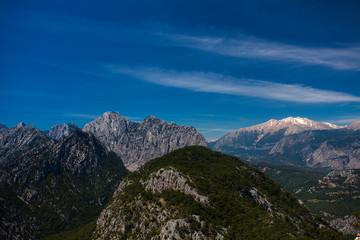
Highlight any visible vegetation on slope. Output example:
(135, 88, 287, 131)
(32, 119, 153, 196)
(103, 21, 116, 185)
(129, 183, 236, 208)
(94, 146, 346, 239)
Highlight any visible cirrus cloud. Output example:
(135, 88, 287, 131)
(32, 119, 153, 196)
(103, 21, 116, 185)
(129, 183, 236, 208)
(108, 65, 360, 103)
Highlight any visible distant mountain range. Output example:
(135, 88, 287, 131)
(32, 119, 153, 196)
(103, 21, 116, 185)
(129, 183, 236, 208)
(210, 117, 360, 170)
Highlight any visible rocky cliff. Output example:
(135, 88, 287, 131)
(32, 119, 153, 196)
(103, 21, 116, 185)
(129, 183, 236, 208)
(92, 146, 345, 240)
(83, 111, 208, 171)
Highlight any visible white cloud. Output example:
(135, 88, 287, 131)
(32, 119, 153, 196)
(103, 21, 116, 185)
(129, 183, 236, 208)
(109, 66, 360, 103)
(165, 34, 360, 71)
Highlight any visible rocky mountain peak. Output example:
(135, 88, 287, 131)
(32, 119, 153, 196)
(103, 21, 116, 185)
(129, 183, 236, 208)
(47, 123, 80, 140)
(83, 111, 208, 171)
(0, 123, 50, 163)
(280, 116, 315, 125)
(15, 122, 26, 128)
(142, 115, 166, 125)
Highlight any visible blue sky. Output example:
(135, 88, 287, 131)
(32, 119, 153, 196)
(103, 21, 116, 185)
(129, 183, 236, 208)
(1, 0, 360, 140)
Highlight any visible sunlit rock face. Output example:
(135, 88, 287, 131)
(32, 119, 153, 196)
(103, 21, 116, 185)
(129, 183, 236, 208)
(83, 111, 208, 171)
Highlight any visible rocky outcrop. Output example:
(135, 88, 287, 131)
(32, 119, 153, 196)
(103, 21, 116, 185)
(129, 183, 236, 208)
(248, 187, 273, 211)
(46, 123, 80, 140)
(330, 215, 358, 235)
(142, 167, 209, 204)
(83, 111, 208, 171)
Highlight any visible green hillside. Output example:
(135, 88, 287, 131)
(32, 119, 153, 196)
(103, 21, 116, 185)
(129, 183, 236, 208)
(92, 146, 345, 239)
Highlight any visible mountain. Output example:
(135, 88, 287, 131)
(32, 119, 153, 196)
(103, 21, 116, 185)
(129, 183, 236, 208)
(83, 111, 208, 171)
(211, 117, 341, 153)
(46, 123, 80, 140)
(250, 162, 360, 235)
(0, 122, 50, 163)
(0, 130, 128, 239)
(293, 169, 360, 235)
(269, 129, 360, 169)
(91, 146, 344, 239)
(347, 121, 360, 131)
(210, 117, 360, 170)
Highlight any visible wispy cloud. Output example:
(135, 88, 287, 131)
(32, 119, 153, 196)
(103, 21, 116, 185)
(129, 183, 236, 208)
(164, 34, 360, 71)
(109, 66, 360, 103)
(62, 113, 99, 120)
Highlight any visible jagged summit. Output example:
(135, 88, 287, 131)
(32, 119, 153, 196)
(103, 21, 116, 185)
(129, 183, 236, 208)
(142, 115, 168, 125)
(15, 122, 26, 128)
(83, 111, 208, 171)
(47, 122, 80, 140)
(0, 123, 50, 163)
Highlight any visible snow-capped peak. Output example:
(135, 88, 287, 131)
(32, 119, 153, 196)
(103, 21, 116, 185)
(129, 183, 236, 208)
(280, 117, 314, 126)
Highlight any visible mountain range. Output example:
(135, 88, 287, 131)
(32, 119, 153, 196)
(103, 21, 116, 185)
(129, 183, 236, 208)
(0, 112, 208, 239)
(210, 117, 360, 170)
(1, 113, 359, 239)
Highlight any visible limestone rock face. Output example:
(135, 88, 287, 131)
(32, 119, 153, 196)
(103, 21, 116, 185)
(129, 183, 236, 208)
(83, 112, 208, 171)
(46, 123, 80, 140)
(142, 167, 209, 204)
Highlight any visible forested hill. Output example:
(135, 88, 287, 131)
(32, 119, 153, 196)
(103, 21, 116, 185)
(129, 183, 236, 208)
(92, 146, 345, 239)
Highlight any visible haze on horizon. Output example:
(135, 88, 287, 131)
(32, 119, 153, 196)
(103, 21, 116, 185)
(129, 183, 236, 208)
(1, 0, 360, 140)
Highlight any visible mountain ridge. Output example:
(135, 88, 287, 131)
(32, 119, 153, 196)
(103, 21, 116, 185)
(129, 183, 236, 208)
(210, 117, 360, 170)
